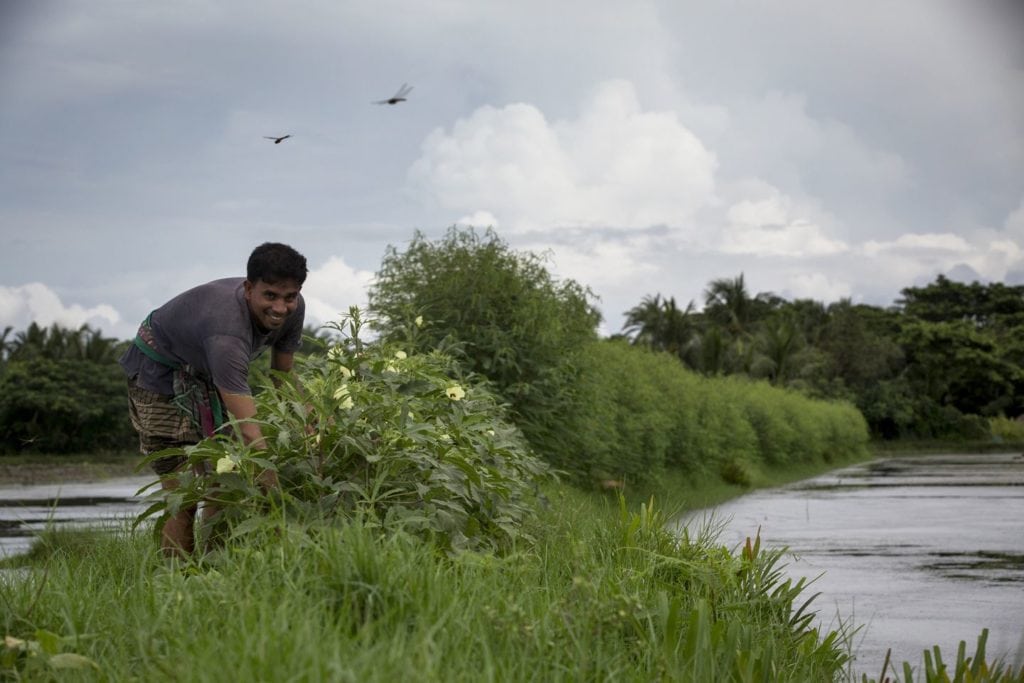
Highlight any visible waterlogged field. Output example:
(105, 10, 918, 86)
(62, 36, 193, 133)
(687, 453, 1024, 679)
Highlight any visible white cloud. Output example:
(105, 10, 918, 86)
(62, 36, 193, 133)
(300, 256, 375, 327)
(861, 233, 972, 257)
(455, 210, 500, 229)
(0, 283, 121, 333)
(717, 188, 848, 257)
(1004, 198, 1024, 238)
(521, 234, 659, 291)
(719, 219, 847, 258)
(783, 272, 852, 302)
(411, 79, 718, 232)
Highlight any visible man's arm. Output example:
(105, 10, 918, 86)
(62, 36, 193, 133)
(271, 349, 294, 374)
(219, 389, 278, 489)
(219, 391, 265, 449)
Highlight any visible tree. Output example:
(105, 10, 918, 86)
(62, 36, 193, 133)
(368, 227, 601, 453)
(703, 274, 754, 335)
(622, 294, 699, 365)
(898, 275, 1024, 330)
(0, 355, 135, 453)
(898, 319, 1022, 417)
(752, 314, 806, 386)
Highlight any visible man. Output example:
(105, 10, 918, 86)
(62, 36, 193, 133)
(120, 242, 307, 557)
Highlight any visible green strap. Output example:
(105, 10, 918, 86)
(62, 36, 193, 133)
(133, 312, 180, 369)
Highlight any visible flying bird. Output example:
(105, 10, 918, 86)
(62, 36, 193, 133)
(373, 83, 413, 105)
(263, 134, 292, 144)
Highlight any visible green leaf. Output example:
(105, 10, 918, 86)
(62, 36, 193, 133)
(33, 629, 61, 656)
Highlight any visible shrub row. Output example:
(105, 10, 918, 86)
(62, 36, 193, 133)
(549, 339, 870, 486)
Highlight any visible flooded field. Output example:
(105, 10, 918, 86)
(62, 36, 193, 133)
(681, 452, 1024, 675)
(0, 476, 152, 558)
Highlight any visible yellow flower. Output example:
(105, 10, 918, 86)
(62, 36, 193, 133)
(415, 315, 424, 327)
(340, 396, 354, 410)
(446, 385, 466, 401)
(337, 365, 352, 379)
(215, 457, 237, 474)
(328, 346, 343, 360)
(394, 350, 407, 360)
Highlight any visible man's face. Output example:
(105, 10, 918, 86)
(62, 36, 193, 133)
(244, 279, 301, 331)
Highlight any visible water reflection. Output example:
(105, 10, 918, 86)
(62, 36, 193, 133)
(0, 476, 152, 558)
(679, 452, 1024, 675)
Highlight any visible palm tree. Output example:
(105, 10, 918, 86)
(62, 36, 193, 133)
(753, 315, 805, 385)
(703, 274, 754, 335)
(622, 294, 698, 362)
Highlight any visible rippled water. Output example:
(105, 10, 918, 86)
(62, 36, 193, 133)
(0, 476, 152, 558)
(679, 452, 1024, 676)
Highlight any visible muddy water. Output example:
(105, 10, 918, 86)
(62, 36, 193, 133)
(0, 476, 153, 558)
(680, 452, 1024, 675)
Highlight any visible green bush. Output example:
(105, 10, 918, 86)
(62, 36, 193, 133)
(0, 356, 135, 454)
(367, 227, 600, 456)
(139, 309, 552, 554)
(989, 416, 1024, 442)
(557, 340, 870, 487)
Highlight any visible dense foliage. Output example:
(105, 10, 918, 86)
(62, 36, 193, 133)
(3, 231, 1019, 463)
(368, 227, 601, 455)
(621, 274, 1024, 440)
(0, 323, 134, 453)
(552, 340, 868, 485)
(139, 310, 551, 554)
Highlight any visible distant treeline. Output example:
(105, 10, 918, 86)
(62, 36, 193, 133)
(2, 228, 1015, 476)
(616, 273, 1024, 441)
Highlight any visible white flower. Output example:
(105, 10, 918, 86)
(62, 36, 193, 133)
(394, 350, 407, 360)
(328, 346, 344, 361)
(4, 635, 26, 650)
(337, 365, 352, 379)
(340, 396, 354, 410)
(215, 457, 237, 474)
(415, 315, 424, 327)
(446, 385, 466, 401)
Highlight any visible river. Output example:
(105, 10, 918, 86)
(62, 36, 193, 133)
(680, 452, 1024, 676)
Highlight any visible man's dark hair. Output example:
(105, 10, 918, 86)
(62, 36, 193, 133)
(247, 242, 308, 285)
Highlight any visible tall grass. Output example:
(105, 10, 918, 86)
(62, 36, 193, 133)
(3, 488, 855, 682)
(554, 340, 871, 486)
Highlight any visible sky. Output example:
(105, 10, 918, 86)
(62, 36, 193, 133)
(1, 0, 1022, 340)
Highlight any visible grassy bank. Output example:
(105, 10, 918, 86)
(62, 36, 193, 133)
(6, 449, 1022, 680)
(1, 484, 853, 682)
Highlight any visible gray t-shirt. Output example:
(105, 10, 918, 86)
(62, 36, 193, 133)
(119, 277, 305, 396)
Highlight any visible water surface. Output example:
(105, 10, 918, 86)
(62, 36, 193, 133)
(0, 476, 152, 558)
(680, 453, 1024, 674)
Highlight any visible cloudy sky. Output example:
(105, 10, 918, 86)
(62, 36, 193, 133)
(1, 0, 1022, 339)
